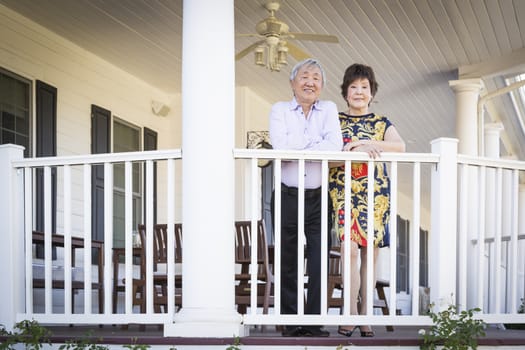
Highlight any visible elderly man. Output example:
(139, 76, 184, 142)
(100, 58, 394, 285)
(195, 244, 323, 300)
(269, 58, 343, 337)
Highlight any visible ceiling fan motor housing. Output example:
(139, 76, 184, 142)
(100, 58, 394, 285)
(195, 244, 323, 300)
(256, 17, 289, 37)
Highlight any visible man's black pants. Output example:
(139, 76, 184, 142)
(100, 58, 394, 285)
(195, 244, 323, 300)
(272, 184, 332, 317)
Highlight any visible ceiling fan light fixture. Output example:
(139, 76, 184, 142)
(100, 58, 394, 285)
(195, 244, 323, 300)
(277, 45, 288, 65)
(255, 46, 265, 66)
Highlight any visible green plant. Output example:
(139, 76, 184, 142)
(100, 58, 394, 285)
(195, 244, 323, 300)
(0, 319, 52, 350)
(225, 336, 242, 350)
(420, 303, 486, 350)
(58, 330, 108, 350)
(123, 338, 150, 350)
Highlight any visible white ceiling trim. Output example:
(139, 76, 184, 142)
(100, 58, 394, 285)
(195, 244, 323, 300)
(459, 47, 525, 79)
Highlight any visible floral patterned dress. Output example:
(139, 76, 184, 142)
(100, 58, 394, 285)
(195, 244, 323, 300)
(328, 112, 392, 248)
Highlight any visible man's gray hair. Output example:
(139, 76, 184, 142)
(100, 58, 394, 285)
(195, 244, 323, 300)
(289, 58, 327, 86)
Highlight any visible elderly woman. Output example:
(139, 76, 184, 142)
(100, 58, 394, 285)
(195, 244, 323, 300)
(269, 58, 343, 337)
(329, 63, 405, 337)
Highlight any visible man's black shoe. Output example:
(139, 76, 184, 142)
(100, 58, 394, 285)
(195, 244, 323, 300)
(281, 326, 303, 337)
(301, 326, 330, 337)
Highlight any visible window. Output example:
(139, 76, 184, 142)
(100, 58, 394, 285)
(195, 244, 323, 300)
(261, 164, 274, 244)
(419, 229, 429, 287)
(91, 105, 158, 246)
(0, 68, 31, 156)
(396, 215, 429, 293)
(396, 216, 410, 293)
(112, 118, 142, 248)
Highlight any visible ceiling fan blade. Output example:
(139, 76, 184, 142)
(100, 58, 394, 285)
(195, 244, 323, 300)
(236, 33, 263, 38)
(286, 41, 311, 61)
(287, 32, 339, 43)
(235, 40, 265, 60)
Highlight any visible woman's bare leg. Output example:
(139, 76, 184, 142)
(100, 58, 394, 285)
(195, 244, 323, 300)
(358, 246, 379, 334)
(338, 241, 360, 333)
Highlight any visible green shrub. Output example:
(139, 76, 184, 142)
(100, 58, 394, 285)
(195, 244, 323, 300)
(0, 320, 51, 350)
(420, 303, 486, 350)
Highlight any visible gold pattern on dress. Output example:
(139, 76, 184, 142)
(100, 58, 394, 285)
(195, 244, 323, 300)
(329, 113, 392, 248)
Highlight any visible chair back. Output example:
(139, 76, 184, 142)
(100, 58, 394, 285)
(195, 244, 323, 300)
(139, 224, 183, 271)
(234, 220, 270, 280)
(174, 224, 183, 264)
(234, 219, 274, 314)
(136, 223, 183, 312)
(153, 224, 168, 270)
(136, 224, 147, 278)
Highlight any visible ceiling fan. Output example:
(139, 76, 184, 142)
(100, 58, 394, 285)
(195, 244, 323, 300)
(236, 0, 339, 72)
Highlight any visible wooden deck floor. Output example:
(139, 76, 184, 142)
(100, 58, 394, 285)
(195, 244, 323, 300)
(27, 324, 525, 347)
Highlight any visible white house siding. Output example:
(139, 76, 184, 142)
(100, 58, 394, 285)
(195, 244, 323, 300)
(0, 4, 182, 235)
(235, 86, 272, 220)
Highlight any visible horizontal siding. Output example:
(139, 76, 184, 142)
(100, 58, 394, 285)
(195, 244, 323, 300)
(0, 4, 180, 232)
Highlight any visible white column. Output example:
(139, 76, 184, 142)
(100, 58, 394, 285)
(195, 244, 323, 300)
(430, 138, 458, 309)
(449, 79, 483, 156)
(449, 79, 483, 310)
(518, 185, 525, 305)
(518, 184, 525, 235)
(502, 154, 518, 313)
(501, 155, 516, 241)
(483, 123, 503, 240)
(484, 123, 503, 158)
(0, 144, 25, 331)
(164, 0, 242, 337)
(483, 123, 503, 313)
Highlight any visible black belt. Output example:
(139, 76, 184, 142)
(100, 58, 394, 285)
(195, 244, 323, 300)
(281, 183, 322, 199)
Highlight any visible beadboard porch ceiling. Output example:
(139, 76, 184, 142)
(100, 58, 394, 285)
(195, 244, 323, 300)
(1, 0, 524, 159)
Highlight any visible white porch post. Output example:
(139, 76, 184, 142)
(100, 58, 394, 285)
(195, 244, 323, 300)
(484, 123, 503, 158)
(484, 123, 504, 313)
(0, 144, 25, 331)
(449, 79, 483, 156)
(430, 138, 458, 309)
(520, 185, 525, 237)
(164, 0, 242, 337)
(449, 79, 483, 310)
(484, 123, 503, 237)
(518, 185, 525, 305)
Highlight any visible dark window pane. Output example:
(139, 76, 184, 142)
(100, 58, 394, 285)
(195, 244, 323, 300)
(114, 163, 125, 188)
(3, 129, 15, 143)
(13, 79, 28, 106)
(113, 191, 125, 248)
(132, 162, 140, 192)
(2, 111, 15, 130)
(114, 120, 140, 153)
(419, 230, 429, 287)
(16, 113, 28, 134)
(396, 216, 410, 293)
(0, 70, 31, 154)
(16, 135, 29, 156)
(112, 118, 142, 246)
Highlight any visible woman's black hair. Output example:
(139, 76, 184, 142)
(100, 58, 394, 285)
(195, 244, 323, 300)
(340, 63, 378, 104)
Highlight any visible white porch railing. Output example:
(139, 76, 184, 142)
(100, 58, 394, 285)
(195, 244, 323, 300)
(233, 139, 443, 327)
(0, 146, 183, 327)
(1, 138, 525, 334)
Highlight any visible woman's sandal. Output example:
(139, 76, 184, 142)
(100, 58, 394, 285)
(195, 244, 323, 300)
(337, 326, 357, 337)
(359, 326, 375, 337)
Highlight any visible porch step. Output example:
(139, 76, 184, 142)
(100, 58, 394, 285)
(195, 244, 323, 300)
(6, 325, 524, 349)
